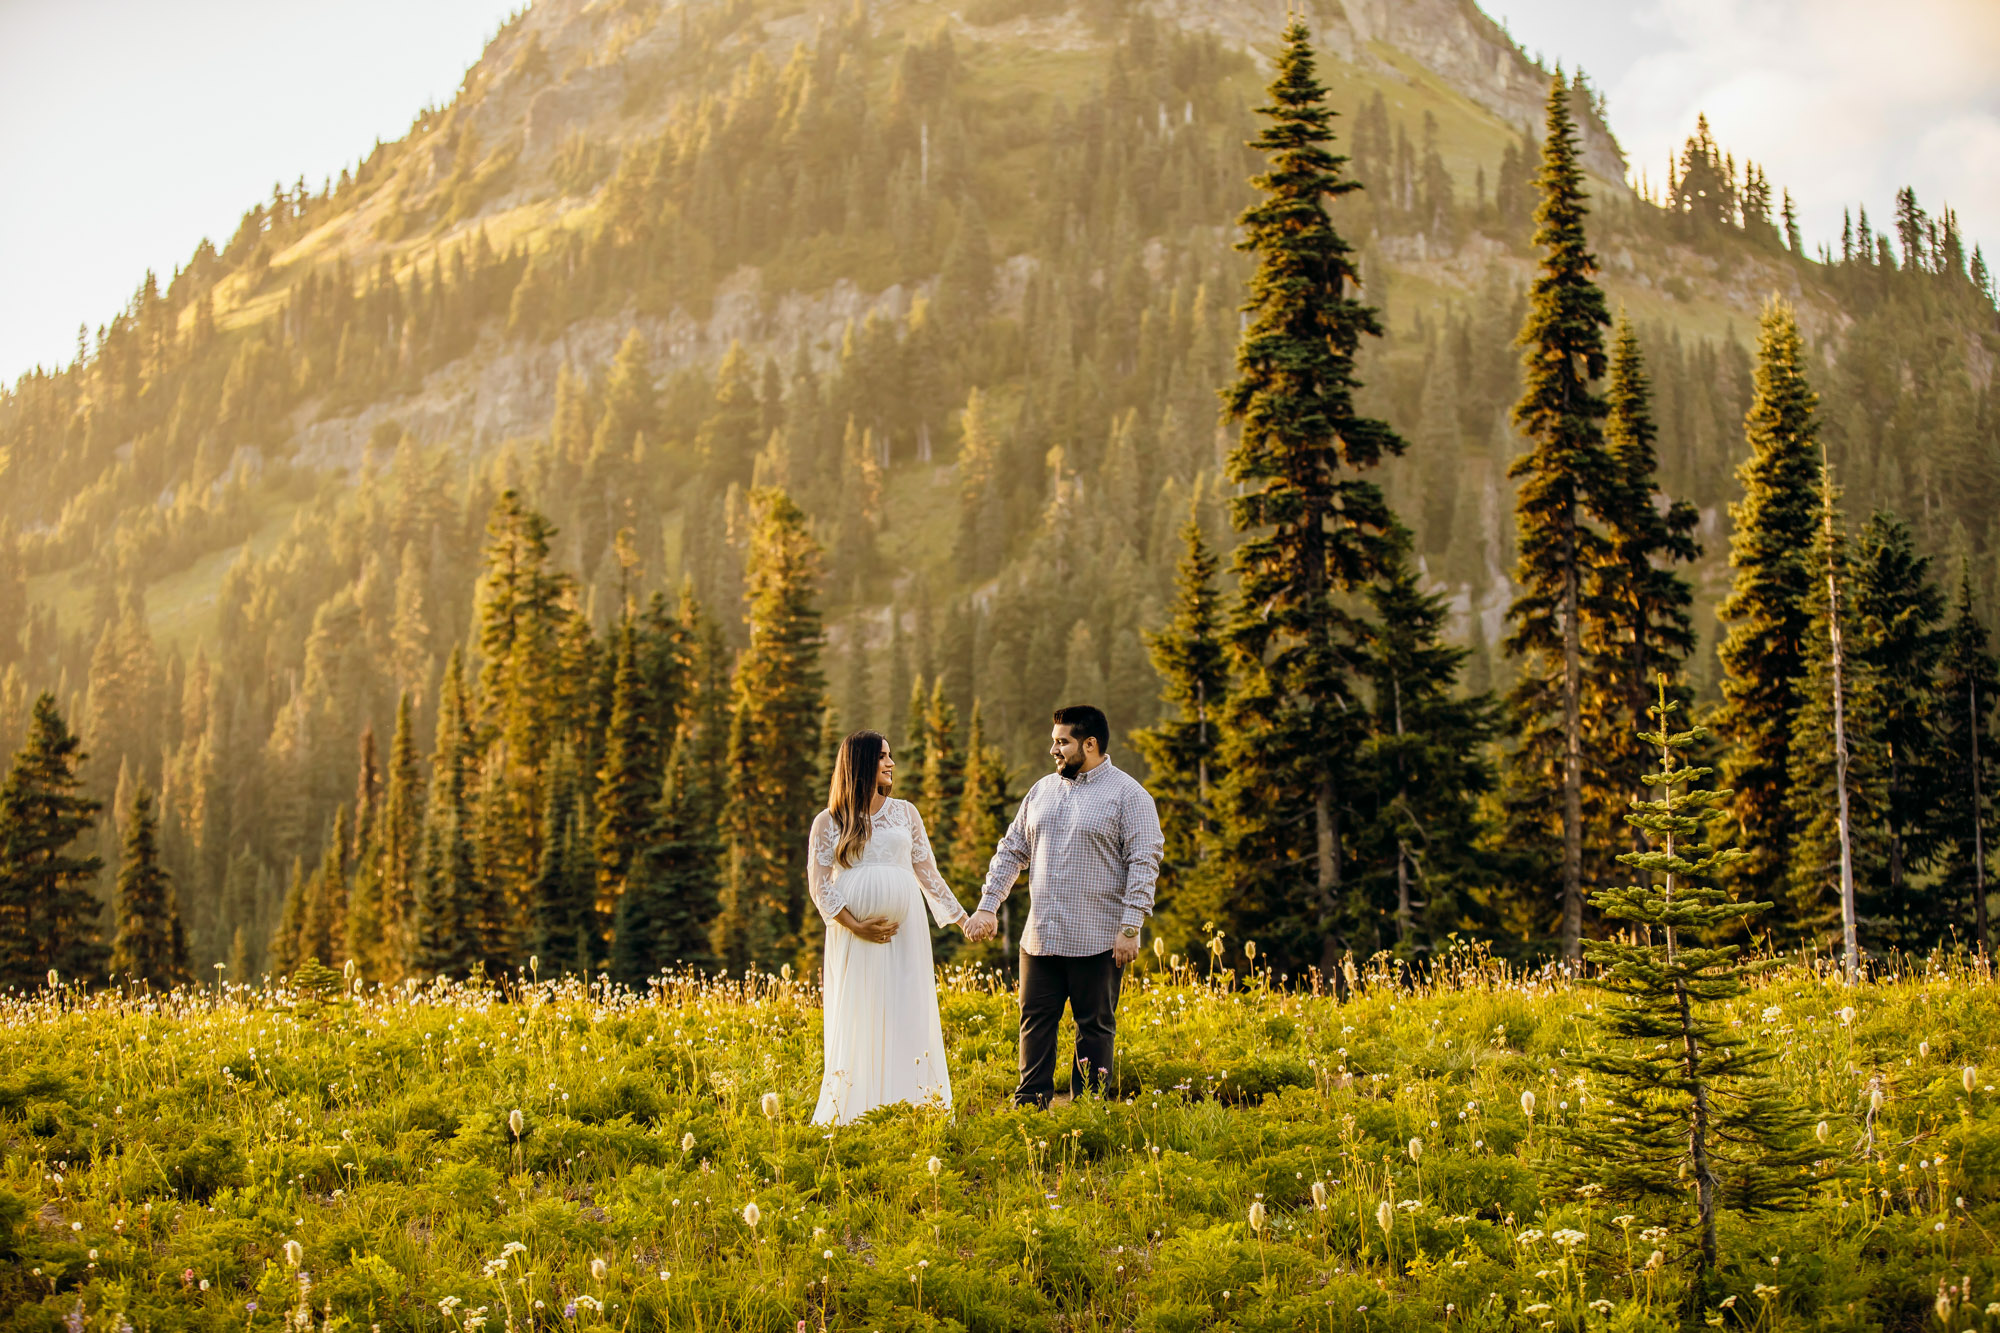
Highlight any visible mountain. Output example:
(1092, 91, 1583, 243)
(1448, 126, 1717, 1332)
(1, 0, 1993, 969)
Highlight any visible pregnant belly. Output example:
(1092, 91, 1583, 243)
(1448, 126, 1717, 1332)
(838, 865, 913, 927)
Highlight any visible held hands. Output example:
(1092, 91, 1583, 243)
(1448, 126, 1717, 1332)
(962, 909, 998, 942)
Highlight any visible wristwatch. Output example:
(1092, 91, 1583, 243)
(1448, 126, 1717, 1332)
(1119, 925, 1141, 939)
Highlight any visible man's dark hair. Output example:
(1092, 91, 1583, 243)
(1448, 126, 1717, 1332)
(1052, 704, 1111, 755)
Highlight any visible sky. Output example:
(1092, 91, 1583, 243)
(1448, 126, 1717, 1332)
(2, 1, 1996, 384)
(0, 0, 520, 383)
(1484, 0, 2000, 265)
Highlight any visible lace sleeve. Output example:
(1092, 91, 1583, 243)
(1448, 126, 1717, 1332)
(808, 810, 845, 925)
(903, 801, 968, 928)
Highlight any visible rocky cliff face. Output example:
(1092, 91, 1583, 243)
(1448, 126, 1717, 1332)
(285, 0, 1634, 473)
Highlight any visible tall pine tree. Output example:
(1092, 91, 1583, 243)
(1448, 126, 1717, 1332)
(1130, 518, 1229, 943)
(1785, 472, 1879, 953)
(108, 785, 191, 988)
(1357, 536, 1499, 955)
(414, 648, 479, 977)
(717, 489, 826, 972)
(529, 746, 594, 976)
(1502, 72, 1617, 962)
(1851, 512, 1947, 944)
(1211, 19, 1403, 973)
(1717, 302, 1824, 919)
(1595, 316, 1700, 862)
(617, 737, 723, 980)
(1936, 570, 2000, 952)
(0, 696, 107, 989)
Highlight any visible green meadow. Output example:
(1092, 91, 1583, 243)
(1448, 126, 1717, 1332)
(4, 949, 2000, 1331)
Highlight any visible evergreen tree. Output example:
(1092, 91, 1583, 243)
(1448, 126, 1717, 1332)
(1851, 512, 1947, 944)
(345, 727, 388, 975)
(302, 805, 350, 966)
(1786, 472, 1877, 959)
(1211, 19, 1403, 974)
(528, 747, 593, 977)
(380, 691, 424, 978)
(1935, 571, 2000, 952)
(1502, 72, 1617, 962)
(1356, 537, 1499, 955)
(596, 619, 658, 926)
(108, 785, 190, 988)
(1717, 302, 1823, 914)
(269, 857, 309, 979)
(617, 737, 723, 980)
(0, 695, 107, 989)
(1130, 519, 1229, 938)
(717, 490, 826, 971)
(917, 677, 962, 844)
(951, 702, 1015, 958)
(414, 649, 479, 977)
(1572, 679, 1813, 1288)
(1595, 316, 1700, 859)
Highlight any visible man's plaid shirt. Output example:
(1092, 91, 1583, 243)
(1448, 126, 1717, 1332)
(976, 758, 1164, 957)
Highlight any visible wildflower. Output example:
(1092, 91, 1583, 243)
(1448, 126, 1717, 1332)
(1815, 1120, 1829, 1143)
(1520, 1090, 1536, 1118)
(1525, 1304, 1551, 1316)
(1553, 1229, 1586, 1248)
(590, 1258, 607, 1282)
(1919, 1040, 1930, 1058)
(1837, 1006, 1855, 1026)
(438, 1297, 463, 1315)
(1408, 1137, 1421, 1162)
(562, 1302, 577, 1319)
(574, 1295, 602, 1313)
(743, 1202, 761, 1229)
(681, 1132, 696, 1153)
(1965, 1066, 1979, 1093)
(1248, 1201, 1266, 1233)
(284, 1240, 303, 1268)
(1590, 1299, 1613, 1313)
(927, 1156, 942, 1176)
(509, 1109, 524, 1139)
(1311, 1181, 1328, 1211)
(761, 1091, 781, 1119)
(1375, 1200, 1393, 1234)
(1245, 941, 1257, 962)
(1871, 1086, 1884, 1112)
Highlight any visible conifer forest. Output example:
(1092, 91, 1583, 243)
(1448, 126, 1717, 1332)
(4, 1, 2000, 1328)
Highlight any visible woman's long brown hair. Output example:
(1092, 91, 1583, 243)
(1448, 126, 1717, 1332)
(828, 730, 888, 869)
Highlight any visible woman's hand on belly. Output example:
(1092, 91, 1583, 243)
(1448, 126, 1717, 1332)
(835, 907, 900, 943)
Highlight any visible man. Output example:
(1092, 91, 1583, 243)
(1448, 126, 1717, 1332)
(964, 704, 1163, 1106)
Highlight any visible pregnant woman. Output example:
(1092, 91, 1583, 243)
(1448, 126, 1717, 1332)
(808, 729, 972, 1125)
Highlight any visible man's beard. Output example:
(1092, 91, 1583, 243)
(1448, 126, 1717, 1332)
(1054, 755, 1083, 780)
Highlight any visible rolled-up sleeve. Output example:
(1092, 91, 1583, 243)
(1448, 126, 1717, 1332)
(977, 788, 1035, 915)
(1119, 782, 1163, 928)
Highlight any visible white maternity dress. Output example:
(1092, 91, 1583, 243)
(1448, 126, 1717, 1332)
(807, 798, 966, 1125)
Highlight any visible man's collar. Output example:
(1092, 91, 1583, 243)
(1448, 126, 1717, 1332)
(1067, 757, 1117, 785)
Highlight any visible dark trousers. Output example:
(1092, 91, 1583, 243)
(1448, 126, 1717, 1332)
(1013, 949, 1123, 1106)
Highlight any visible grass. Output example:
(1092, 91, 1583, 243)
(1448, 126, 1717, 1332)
(3, 945, 2000, 1331)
